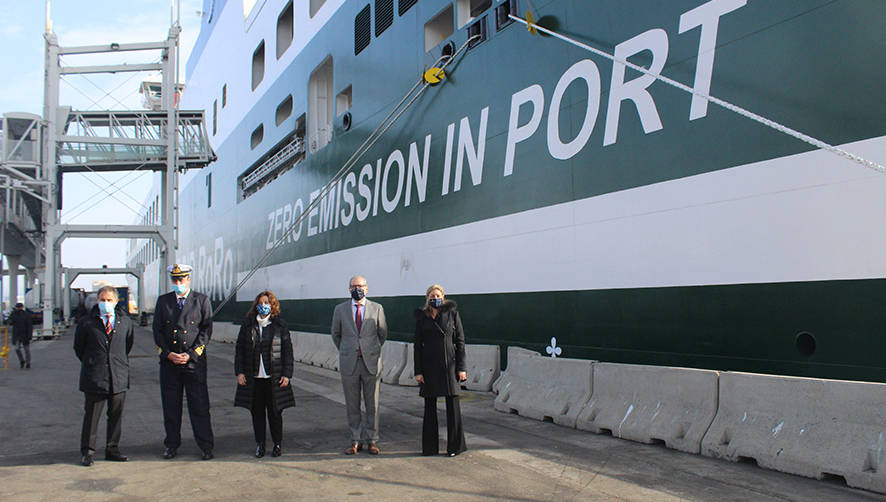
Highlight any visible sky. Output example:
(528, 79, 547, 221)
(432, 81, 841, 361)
(0, 0, 203, 303)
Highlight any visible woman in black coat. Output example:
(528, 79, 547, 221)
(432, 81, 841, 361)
(235, 290, 295, 458)
(73, 286, 134, 466)
(414, 284, 467, 457)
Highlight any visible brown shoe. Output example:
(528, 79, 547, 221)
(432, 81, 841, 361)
(367, 443, 380, 455)
(344, 443, 359, 455)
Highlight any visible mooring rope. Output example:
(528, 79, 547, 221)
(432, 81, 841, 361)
(212, 36, 480, 315)
(508, 13, 886, 175)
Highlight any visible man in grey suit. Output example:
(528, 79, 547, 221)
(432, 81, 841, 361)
(332, 275, 387, 455)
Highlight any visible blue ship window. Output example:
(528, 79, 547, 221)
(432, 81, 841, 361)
(467, 15, 487, 49)
(310, 0, 327, 18)
(205, 172, 212, 208)
(355, 4, 371, 55)
(222, 84, 227, 107)
(252, 40, 265, 91)
(376, 0, 394, 36)
(276, 95, 293, 126)
(399, 0, 418, 16)
(250, 124, 264, 150)
(212, 99, 217, 135)
(277, 1, 294, 59)
(495, 0, 516, 31)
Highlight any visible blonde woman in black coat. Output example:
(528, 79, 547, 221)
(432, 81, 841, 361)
(235, 290, 295, 458)
(414, 284, 467, 457)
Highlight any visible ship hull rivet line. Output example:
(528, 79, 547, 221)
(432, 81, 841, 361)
(212, 35, 481, 316)
(508, 13, 886, 175)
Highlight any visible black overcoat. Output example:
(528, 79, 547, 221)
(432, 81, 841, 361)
(234, 316, 295, 412)
(7, 309, 33, 343)
(414, 300, 466, 398)
(73, 305, 135, 394)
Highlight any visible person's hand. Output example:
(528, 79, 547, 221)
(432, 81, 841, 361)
(180, 352, 190, 363)
(415, 374, 424, 384)
(167, 352, 186, 364)
(237, 374, 246, 386)
(280, 376, 290, 387)
(458, 371, 467, 382)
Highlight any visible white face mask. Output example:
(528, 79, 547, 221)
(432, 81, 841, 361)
(98, 301, 117, 315)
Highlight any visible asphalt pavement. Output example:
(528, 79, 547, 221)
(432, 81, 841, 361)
(0, 326, 882, 501)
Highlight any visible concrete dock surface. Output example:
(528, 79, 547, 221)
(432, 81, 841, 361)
(0, 327, 882, 501)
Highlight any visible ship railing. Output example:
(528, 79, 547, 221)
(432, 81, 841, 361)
(239, 135, 305, 190)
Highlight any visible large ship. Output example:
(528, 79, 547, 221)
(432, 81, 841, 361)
(129, 0, 886, 382)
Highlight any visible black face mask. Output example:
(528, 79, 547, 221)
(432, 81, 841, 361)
(350, 288, 365, 301)
(428, 298, 443, 308)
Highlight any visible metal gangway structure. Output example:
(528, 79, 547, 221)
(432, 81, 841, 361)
(35, 3, 215, 332)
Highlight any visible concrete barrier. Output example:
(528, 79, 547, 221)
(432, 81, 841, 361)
(398, 342, 418, 386)
(575, 363, 719, 454)
(492, 347, 539, 394)
(211, 322, 239, 344)
(464, 344, 500, 392)
(380, 341, 408, 385)
(701, 372, 886, 493)
(494, 350, 593, 428)
(290, 332, 339, 371)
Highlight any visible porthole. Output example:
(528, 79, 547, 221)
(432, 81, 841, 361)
(441, 41, 455, 60)
(795, 331, 816, 357)
(342, 111, 352, 131)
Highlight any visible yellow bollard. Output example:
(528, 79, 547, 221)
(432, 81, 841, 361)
(0, 326, 7, 370)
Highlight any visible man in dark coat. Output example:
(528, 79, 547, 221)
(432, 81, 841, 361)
(73, 286, 134, 466)
(7, 302, 33, 368)
(153, 264, 215, 460)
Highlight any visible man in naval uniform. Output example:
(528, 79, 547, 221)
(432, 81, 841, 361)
(153, 264, 215, 460)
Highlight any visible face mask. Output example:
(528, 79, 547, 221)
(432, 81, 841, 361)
(350, 288, 365, 301)
(173, 283, 189, 295)
(98, 301, 116, 315)
(428, 298, 443, 309)
(257, 304, 271, 317)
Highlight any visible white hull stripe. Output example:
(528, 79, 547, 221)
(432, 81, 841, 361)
(237, 136, 886, 301)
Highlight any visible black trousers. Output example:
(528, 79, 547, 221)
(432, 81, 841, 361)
(159, 362, 214, 451)
(422, 396, 467, 456)
(80, 391, 126, 455)
(251, 378, 283, 445)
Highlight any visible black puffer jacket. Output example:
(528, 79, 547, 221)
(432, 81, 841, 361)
(234, 316, 295, 411)
(414, 300, 466, 398)
(73, 305, 134, 394)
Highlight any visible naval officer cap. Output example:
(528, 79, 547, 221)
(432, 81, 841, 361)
(168, 264, 192, 278)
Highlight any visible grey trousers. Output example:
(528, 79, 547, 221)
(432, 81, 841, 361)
(340, 357, 380, 443)
(15, 341, 30, 366)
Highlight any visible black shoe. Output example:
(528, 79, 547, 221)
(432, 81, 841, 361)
(201, 449, 214, 460)
(105, 451, 128, 462)
(255, 443, 265, 458)
(25, 363, 30, 369)
(80, 454, 94, 467)
(271, 444, 281, 457)
(162, 447, 177, 459)
(19, 361, 24, 369)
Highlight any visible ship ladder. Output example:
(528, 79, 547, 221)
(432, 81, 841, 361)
(509, 12, 886, 175)
(213, 35, 481, 316)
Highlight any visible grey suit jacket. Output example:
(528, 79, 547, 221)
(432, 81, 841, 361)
(331, 299, 387, 376)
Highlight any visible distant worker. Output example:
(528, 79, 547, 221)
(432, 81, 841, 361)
(234, 290, 295, 458)
(73, 286, 134, 466)
(331, 275, 387, 455)
(414, 284, 467, 457)
(153, 264, 215, 460)
(7, 302, 33, 369)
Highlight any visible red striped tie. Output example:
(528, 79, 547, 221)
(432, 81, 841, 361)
(105, 315, 113, 336)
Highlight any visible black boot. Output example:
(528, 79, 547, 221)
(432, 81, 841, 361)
(255, 443, 265, 458)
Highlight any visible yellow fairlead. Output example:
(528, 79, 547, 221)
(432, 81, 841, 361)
(423, 67, 445, 85)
